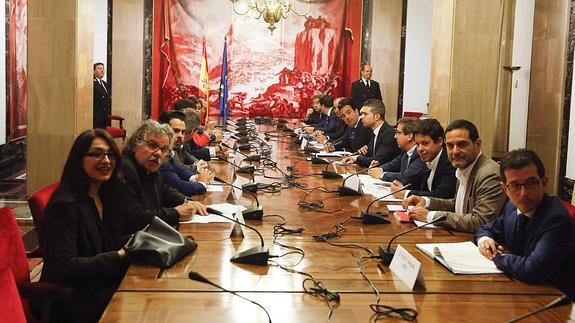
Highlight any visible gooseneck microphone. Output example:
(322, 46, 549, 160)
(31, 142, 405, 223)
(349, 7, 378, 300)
(338, 165, 380, 196)
(506, 294, 571, 323)
(205, 208, 269, 265)
(217, 155, 256, 176)
(188, 271, 272, 323)
(361, 184, 412, 224)
(221, 142, 261, 162)
(213, 177, 263, 220)
(320, 152, 360, 179)
(378, 215, 447, 266)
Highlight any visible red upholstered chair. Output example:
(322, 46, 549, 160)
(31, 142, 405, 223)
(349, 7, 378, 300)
(106, 114, 126, 141)
(28, 182, 59, 257)
(0, 206, 72, 322)
(0, 266, 26, 323)
(402, 111, 424, 119)
(560, 200, 575, 220)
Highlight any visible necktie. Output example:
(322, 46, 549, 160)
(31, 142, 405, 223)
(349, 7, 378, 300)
(515, 214, 530, 253)
(366, 80, 370, 88)
(400, 153, 409, 172)
(100, 79, 107, 93)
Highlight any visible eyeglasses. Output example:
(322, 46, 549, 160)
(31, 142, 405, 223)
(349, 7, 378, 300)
(505, 179, 542, 192)
(144, 140, 171, 155)
(85, 150, 117, 160)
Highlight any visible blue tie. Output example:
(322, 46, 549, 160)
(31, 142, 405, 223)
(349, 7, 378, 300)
(515, 214, 530, 254)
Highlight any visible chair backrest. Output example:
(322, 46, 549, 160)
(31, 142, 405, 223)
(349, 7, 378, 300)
(560, 200, 575, 220)
(0, 266, 26, 323)
(0, 207, 30, 284)
(28, 182, 59, 250)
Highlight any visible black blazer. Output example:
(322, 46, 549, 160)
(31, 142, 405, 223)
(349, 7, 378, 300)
(350, 79, 382, 109)
(37, 194, 129, 322)
(183, 140, 212, 162)
(119, 152, 184, 228)
(332, 119, 372, 153)
(356, 122, 399, 167)
(407, 148, 456, 199)
(314, 109, 340, 137)
(93, 78, 111, 129)
(304, 110, 323, 126)
(380, 148, 426, 185)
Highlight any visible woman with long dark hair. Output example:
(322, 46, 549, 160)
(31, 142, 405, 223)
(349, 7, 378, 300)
(33, 129, 130, 322)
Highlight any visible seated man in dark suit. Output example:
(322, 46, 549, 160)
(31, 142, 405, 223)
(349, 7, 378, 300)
(158, 110, 214, 196)
(368, 117, 426, 189)
(120, 119, 208, 228)
(301, 94, 324, 127)
(303, 95, 344, 140)
(477, 149, 575, 299)
(325, 98, 372, 153)
(182, 108, 227, 162)
(340, 99, 399, 167)
(390, 118, 456, 199)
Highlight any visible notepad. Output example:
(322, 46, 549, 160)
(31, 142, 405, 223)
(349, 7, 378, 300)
(416, 241, 503, 275)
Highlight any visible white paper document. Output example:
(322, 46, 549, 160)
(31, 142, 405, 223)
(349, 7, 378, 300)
(205, 185, 224, 192)
(413, 219, 439, 228)
(416, 241, 503, 275)
(180, 203, 247, 224)
(315, 151, 353, 158)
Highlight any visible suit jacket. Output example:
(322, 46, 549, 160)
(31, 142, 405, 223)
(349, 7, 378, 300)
(159, 156, 206, 196)
(173, 147, 199, 172)
(407, 148, 456, 199)
(38, 194, 129, 322)
(332, 119, 372, 153)
(304, 110, 323, 126)
(428, 153, 507, 233)
(119, 152, 184, 227)
(350, 79, 382, 109)
(183, 140, 212, 162)
(93, 78, 111, 129)
(356, 122, 399, 167)
(380, 148, 426, 185)
(477, 195, 575, 298)
(314, 108, 341, 137)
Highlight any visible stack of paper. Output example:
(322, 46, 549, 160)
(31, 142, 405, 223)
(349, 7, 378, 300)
(416, 241, 503, 274)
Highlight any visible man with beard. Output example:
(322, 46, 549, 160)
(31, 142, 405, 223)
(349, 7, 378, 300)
(120, 119, 207, 227)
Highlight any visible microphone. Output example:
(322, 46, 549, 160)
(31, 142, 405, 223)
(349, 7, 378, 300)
(378, 215, 448, 266)
(506, 294, 572, 323)
(222, 142, 261, 162)
(338, 165, 380, 196)
(321, 152, 360, 179)
(203, 209, 269, 265)
(188, 271, 272, 322)
(216, 155, 256, 175)
(213, 177, 263, 220)
(361, 183, 412, 224)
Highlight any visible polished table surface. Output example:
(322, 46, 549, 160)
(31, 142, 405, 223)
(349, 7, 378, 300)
(101, 122, 573, 322)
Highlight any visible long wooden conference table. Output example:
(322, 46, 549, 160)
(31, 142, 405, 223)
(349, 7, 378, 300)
(101, 122, 573, 322)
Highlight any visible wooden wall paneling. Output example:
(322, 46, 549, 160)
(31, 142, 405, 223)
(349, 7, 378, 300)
(428, 0, 455, 126)
(27, 0, 95, 194)
(492, 0, 516, 159)
(111, 0, 145, 138)
(370, 0, 402, 123)
(527, 0, 571, 193)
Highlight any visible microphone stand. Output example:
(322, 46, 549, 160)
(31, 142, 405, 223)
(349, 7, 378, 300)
(204, 208, 269, 265)
(378, 215, 447, 266)
(506, 295, 571, 323)
(338, 165, 379, 196)
(361, 184, 412, 224)
(217, 155, 256, 175)
(222, 142, 261, 162)
(213, 177, 264, 220)
(188, 271, 272, 323)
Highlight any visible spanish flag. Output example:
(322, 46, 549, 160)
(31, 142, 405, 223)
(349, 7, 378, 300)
(198, 39, 209, 122)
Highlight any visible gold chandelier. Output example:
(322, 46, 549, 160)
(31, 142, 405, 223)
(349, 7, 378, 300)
(232, 0, 312, 35)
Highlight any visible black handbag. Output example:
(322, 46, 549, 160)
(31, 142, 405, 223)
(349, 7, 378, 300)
(124, 216, 197, 268)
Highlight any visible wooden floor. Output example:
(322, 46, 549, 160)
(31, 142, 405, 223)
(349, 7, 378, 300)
(101, 122, 574, 322)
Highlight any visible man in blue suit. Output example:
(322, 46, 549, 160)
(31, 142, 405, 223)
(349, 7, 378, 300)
(368, 117, 425, 187)
(477, 149, 575, 299)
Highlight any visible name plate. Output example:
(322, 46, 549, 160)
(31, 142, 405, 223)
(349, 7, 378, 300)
(231, 177, 244, 200)
(233, 151, 243, 165)
(300, 137, 308, 151)
(229, 206, 245, 238)
(389, 244, 426, 290)
(345, 174, 360, 192)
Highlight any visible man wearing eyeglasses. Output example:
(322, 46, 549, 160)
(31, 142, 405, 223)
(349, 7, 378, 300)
(403, 119, 507, 233)
(120, 119, 208, 229)
(476, 149, 575, 300)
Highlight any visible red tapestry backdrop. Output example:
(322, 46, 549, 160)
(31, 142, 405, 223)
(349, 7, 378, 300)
(155, 0, 359, 119)
(8, 0, 27, 141)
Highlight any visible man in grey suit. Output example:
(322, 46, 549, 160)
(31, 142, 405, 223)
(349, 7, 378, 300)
(403, 119, 507, 233)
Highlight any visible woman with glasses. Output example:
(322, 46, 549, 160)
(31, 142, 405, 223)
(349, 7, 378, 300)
(32, 129, 130, 322)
